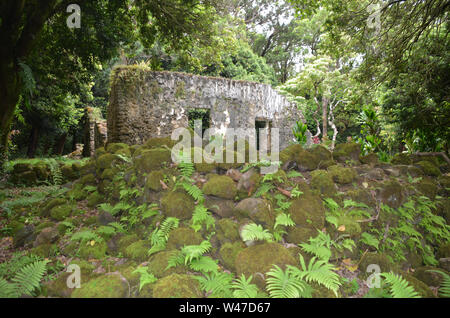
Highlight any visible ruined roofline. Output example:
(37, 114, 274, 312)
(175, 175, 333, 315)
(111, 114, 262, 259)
(110, 65, 277, 89)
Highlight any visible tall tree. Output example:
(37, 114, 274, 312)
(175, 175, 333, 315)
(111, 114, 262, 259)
(0, 0, 217, 163)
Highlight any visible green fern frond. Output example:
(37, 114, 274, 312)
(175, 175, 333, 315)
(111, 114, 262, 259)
(10, 260, 49, 297)
(148, 217, 179, 256)
(286, 171, 304, 179)
(231, 274, 259, 298)
(296, 255, 341, 296)
(191, 204, 215, 232)
(132, 266, 158, 291)
(189, 256, 219, 273)
(195, 272, 234, 297)
(274, 213, 295, 229)
(180, 182, 204, 203)
(381, 272, 421, 298)
(266, 265, 308, 298)
(426, 270, 450, 298)
(71, 230, 103, 244)
(182, 240, 212, 265)
(241, 223, 273, 243)
(254, 183, 275, 197)
(360, 232, 379, 250)
(0, 278, 14, 298)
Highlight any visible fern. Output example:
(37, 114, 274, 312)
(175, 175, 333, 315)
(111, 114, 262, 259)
(295, 254, 341, 296)
(132, 266, 158, 291)
(254, 183, 275, 197)
(241, 223, 273, 243)
(0, 260, 49, 298)
(273, 213, 295, 242)
(179, 182, 205, 203)
(71, 230, 103, 244)
(266, 265, 310, 298)
(286, 171, 304, 179)
(359, 232, 380, 250)
(48, 159, 63, 186)
(195, 272, 234, 297)
(381, 272, 421, 298)
(299, 231, 334, 262)
(148, 217, 179, 256)
(181, 240, 212, 265)
(189, 256, 219, 273)
(426, 270, 450, 298)
(191, 204, 215, 232)
(231, 274, 259, 298)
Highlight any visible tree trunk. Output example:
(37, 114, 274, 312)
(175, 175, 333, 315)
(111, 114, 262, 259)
(322, 97, 329, 142)
(27, 125, 40, 158)
(54, 132, 67, 156)
(0, 57, 22, 161)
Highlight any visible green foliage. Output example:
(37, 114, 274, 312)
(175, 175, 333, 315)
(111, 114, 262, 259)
(286, 171, 304, 179)
(300, 230, 355, 262)
(380, 272, 420, 298)
(195, 272, 234, 298)
(292, 121, 308, 146)
(71, 230, 103, 244)
(241, 223, 274, 243)
(254, 183, 275, 198)
(167, 238, 218, 274)
(148, 217, 180, 256)
(273, 212, 295, 242)
(132, 266, 158, 291)
(359, 232, 379, 250)
(426, 270, 450, 298)
(191, 204, 215, 232)
(266, 265, 310, 298)
(231, 274, 259, 298)
(0, 260, 49, 298)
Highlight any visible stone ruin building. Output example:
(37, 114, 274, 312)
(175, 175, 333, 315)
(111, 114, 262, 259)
(88, 67, 306, 154)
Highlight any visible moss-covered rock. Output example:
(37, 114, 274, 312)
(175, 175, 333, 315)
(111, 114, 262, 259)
(327, 165, 357, 184)
(61, 164, 78, 181)
(280, 144, 304, 165)
(219, 242, 245, 272)
(100, 168, 116, 181)
(117, 233, 139, 249)
(134, 148, 172, 173)
(87, 191, 103, 208)
(79, 173, 96, 186)
(106, 143, 129, 153)
(415, 179, 438, 199)
(378, 180, 405, 209)
(391, 153, 413, 165)
(33, 226, 59, 247)
(71, 273, 129, 298)
(413, 266, 450, 287)
(148, 251, 189, 278)
(31, 243, 58, 258)
(294, 149, 321, 172)
(144, 137, 176, 149)
(358, 252, 396, 273)
(152, 273, 203, 298)
(401, 273, 436, 298)
(360, 153, 379, 165)
(415, 160, 441, 177)
(96, 153, 121, 170)
(204, 196, 235, 218)
(286, 226, 317, 245)
(161, 191, 195, 220)
(235, 242, 297, 289)
(39, 198, 66, 217)
(123, 240, 150, 261)
(166, 227, 203, 250)
(50, 205, 73, 221)
(145, 170, 165, 192)
(288, 193, 325, 229)
(310, 170, 336, 197)
(202, 175, 237, 200)
(234, 198, 275, 229)
(78, 240, 107, 259)
(215, 218, 240, 245)
(332, 143, 361, 163)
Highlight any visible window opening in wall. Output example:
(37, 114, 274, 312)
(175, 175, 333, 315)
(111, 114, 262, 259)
(188, 108, 210, 135)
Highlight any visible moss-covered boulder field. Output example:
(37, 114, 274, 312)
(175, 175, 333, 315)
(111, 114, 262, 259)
(1, 138, 449, 298)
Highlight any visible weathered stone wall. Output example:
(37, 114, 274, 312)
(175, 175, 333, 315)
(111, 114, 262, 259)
(108, 67, 304, 149)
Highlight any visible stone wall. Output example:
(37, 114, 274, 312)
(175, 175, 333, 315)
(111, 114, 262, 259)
(107, 67, 305, 149)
